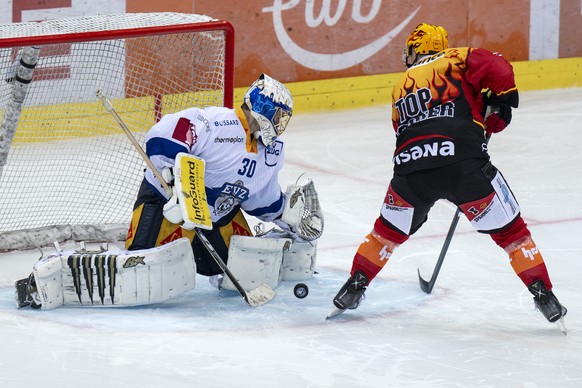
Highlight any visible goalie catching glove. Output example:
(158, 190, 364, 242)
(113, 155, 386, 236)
(276, 178, 324, 242)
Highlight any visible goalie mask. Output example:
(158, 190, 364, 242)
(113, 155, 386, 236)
(243, 74, 293, 148)
(402, 23, 449, 68)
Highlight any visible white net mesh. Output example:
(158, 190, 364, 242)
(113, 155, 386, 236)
(0, 13, 232, 250)
(0, 13, 215, 38)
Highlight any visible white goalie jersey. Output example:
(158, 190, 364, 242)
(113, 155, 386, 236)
(145, 106, 286, 224)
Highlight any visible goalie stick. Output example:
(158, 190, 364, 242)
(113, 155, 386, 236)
(96, 90, 276, 307)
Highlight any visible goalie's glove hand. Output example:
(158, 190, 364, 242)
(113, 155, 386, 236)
(279, 178, 324, 242)
(273, 219, 308, 242)
(162, 186, 184, 225)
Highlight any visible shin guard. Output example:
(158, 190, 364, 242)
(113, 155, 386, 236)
(350, 232, 398, 284)
(507, 236, 553, 289)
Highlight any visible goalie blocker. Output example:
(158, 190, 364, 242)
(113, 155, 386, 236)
(16, 238, 196, 310)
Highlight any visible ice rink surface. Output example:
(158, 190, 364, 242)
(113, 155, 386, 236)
(1, 88, 581, 387)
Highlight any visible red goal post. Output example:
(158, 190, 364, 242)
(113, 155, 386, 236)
(0, 13, 234, 251)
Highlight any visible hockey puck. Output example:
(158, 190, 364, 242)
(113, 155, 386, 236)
(293, 283, 309, 299)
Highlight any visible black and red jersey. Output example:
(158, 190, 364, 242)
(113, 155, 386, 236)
(390, 47, 518, 174)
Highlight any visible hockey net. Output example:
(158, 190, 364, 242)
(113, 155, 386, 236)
(0, 13, 234, 251)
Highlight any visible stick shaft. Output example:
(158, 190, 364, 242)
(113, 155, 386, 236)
(96, 90, 171, 196)
(418, 209, 461, 293)
(418, 134, 491, 293)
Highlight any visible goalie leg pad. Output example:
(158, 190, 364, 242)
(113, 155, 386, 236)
(33, 238, 196, 309)
(280, 240, 317, 281)
(32, 253, 66, 310)
(222, 235, 291, 291)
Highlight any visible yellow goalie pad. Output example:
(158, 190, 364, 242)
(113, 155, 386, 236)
(174, 152, 212, 230)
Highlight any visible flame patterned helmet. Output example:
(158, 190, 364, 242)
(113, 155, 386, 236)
(403, 23, 449, 67)
(243, 74, 293, 148)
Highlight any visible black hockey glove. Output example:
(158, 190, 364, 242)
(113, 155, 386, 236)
(482, 90, 519, 135)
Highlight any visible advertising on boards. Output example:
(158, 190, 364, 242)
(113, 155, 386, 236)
(2, 0, 581, 87)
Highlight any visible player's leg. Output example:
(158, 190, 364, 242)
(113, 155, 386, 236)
(125, 180, 165, 250)
(125, 179, 196, 250)
(333, 174, 435, 310)
(492, 218, 566, 322)
(218, 221, 318, 292)
(454, 160, 566, 322)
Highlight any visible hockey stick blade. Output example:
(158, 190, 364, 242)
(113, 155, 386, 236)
(244, 283, 277, 307)
(417, 269, 433, 294)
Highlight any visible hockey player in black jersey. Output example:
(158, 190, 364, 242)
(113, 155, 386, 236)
(332, 23, 567, 327)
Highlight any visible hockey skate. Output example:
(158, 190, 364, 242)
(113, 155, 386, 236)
(528, 280, 567, 333)
(327, 270, 368, 319)
(15, 273, 41, 309)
